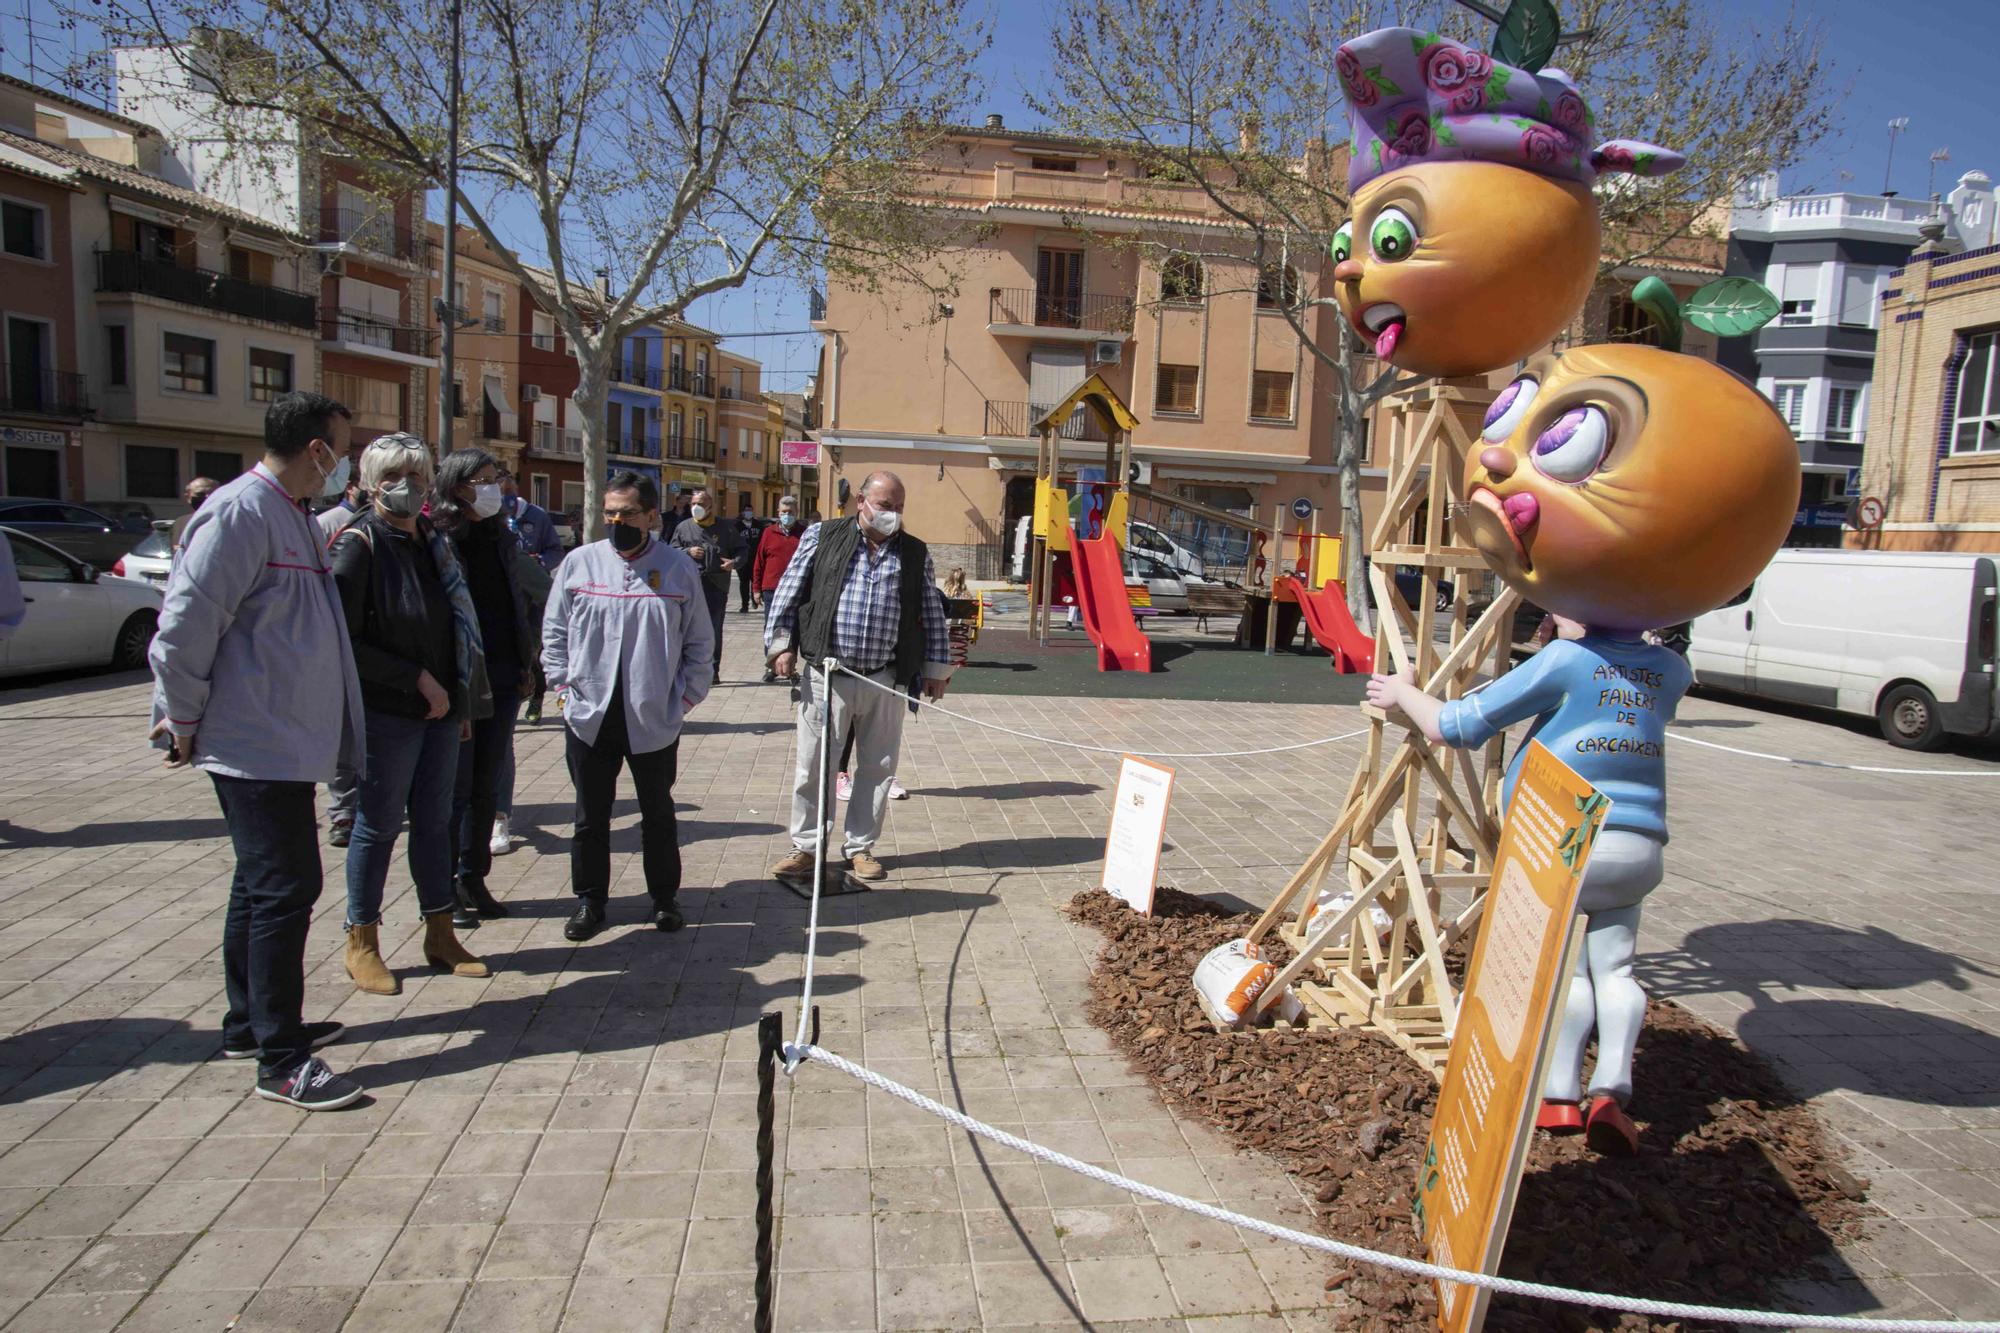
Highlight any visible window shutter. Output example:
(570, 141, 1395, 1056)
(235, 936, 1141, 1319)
(1065, 250, 1083, 309)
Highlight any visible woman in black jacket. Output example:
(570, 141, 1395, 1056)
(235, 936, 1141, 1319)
(329, 434, 490, 995)
(432, 448, 539, 927)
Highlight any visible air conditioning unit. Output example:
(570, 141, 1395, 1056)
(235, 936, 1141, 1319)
(521, 384, 542, 401)
(1093, 339, 1123, 366)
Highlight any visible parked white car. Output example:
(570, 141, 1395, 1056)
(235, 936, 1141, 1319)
(1124, 548, 1191, 613)
(1, 526, 164, 678)
(110, 522, 175, 589)
(1687, 548, 1998, 749)
(1127, 519, 1207, 580)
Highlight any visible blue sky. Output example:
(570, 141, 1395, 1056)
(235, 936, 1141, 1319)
(5, 0, 1994, 402)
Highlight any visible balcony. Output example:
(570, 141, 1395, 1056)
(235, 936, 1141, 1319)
(97, 250, 317, 330)
(809, 287, 827, 323)
(666, 365, 689, 394)
(1, 366, 91, 419)
(609, 431, 662, 460)
(318, 208, 425, 264)
(988, 287, 1133, 339)
(984, 398, 1113, 443)
(615, 360, 662, 390)
(530, 422, 584, 457)
(667, 433, 715, 464)
(481, 313, 506, 334)
(322, 308, 437, 359)
(691, 372, 715, 398)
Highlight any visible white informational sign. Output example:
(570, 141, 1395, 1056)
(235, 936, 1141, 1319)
(1100, 755, 1176, 914)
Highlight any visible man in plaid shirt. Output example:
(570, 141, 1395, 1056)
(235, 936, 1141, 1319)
(765, 473, 953, 885)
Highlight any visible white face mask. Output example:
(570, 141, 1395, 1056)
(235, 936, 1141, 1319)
(314, 443, 351, 499)
(866, 506, 901, 538)
(779, 512, 797, 529)
(470, 483, 504, 520)
(690, 504, 709, 522)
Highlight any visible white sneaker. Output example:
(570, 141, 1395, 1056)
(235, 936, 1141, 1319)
(887, 777, 908, 800)
(835, 772, 853, 801)
(489, 814, 513, 857)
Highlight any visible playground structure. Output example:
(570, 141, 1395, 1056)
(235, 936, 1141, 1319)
(1245, 384, 1521, 1078)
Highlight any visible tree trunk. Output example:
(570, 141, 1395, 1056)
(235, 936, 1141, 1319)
(574, 349, 611, 544)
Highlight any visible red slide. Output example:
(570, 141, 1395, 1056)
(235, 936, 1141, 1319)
(1280, 575, 1375, 673)
(1068, 525, 1152, 672)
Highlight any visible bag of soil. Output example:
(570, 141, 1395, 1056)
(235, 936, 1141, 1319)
(1192, 938, 1277, 1029)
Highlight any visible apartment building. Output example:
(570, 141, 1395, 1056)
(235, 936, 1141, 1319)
(1856, 197, 2000, 553)
(813, 117, 1344, 574)
(0, 78, 93, 500)
(714, 348, 782, 515)
(431, 224, 523, 468)
(516, 265, 584, 524)
(660, 324, 720, 497)
(115, 43, 433, 453)
(1, 76, 317, 512)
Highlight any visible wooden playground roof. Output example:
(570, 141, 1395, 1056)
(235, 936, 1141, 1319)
(1034, 374, 1139, 436)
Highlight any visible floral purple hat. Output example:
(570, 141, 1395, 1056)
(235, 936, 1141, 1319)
(1337, 27, 1683, 193)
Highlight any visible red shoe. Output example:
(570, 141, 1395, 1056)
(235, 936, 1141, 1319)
(1585, 1094, 1639, 1156)
(1535, 1099, 1583, 1134)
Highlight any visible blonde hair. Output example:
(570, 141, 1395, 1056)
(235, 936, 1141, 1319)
(358, 432, 434, 492)
(942, 566, 969, 597)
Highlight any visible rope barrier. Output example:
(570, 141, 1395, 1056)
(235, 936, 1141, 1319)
(769, 664, 2000, 1330)
(831, 664, 1370, 758)
(782, 1040, 1998, 1333)
(1669, 729, 2000, 776)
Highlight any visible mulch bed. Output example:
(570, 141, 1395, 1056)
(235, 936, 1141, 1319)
(1068, 887, 1872, 1331)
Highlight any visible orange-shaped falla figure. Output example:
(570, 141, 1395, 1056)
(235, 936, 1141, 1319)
(1333, 162, 1600, 378)
(1457, 344, 1801, 631)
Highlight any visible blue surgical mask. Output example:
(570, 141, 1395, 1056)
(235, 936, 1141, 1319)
(315, 444, 351, 500)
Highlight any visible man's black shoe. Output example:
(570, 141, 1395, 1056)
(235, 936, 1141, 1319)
(328, 822, 351, 848)
(223, 1020, 345, 1062)
(460, 878, 508, 919)
(653, 902, 685, 932)
(565, 902, 606, 941)
(762, 668, 778, 683)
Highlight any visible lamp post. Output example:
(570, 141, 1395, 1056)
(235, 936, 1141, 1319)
(435, 0, 464, 454)
(1882, 117, 1910, 195)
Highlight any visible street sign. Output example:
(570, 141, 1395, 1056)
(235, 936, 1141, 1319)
(1290, 497, 1314, 521)
(1853, 495, 1886, 531)
(1415, 741, 1609, 1333)
(1845, 467, 1863, 495)
(779, 440, 819, 467)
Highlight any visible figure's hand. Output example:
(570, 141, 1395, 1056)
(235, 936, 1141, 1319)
(149, 720, 193, 768)
(719, 557, 735, 570)
(517, 674, 536, 700)
(1364, 671, 1412, 713)
(922, 676, 948, 702)
(687, 545, 706, 561)
(772, 650, 797, 678)
(460, 719, 473, 742)
(416, 670, 451, 720)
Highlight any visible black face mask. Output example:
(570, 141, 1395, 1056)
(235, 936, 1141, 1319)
(609, 520, 648, 554)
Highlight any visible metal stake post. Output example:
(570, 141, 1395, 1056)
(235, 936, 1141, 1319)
(753, 1012, 781, 1333)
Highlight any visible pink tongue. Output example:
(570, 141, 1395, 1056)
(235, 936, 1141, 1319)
(1503, 491, 1540, 532)
(1374, 319, 1404, 361)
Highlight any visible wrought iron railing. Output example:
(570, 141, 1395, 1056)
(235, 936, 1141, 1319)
(983, 398, 1112, 442)
(317, 208, 425, 263)
(988, 286, 1134, 332)
(615, 360, 662, 389)
(0, 366, 91, 418)
(97, 250, 316, 330)
(322, 309, 436, 356)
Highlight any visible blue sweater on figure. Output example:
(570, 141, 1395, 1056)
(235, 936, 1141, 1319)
(1436, 635, 1692, 841)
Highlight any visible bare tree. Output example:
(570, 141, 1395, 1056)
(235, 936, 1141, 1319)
(83, 0, 988, 534)
(1032, 0, 1833, 621)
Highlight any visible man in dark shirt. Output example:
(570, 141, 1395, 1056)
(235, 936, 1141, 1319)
(669, 488, 744, 684)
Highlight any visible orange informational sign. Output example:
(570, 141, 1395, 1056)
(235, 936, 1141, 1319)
(1414, 740, 1611, 1332)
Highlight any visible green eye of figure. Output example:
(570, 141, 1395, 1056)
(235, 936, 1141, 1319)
(1331, 223, 1352, 265)
(1370, 207, 1417, 262)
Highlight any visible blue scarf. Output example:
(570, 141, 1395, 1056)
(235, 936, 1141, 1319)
(422, 519, 492, 720)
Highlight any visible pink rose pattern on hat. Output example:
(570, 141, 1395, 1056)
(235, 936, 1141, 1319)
(1341, 27, 1684, 193)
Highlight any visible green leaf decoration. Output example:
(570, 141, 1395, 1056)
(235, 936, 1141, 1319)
(1413, 32, 1441, 54)
(1684, 277, 1782, 338)
(1430, 113, 1457, 147)
(1492, 0, 1561, 72)
(1630, 275, 1683, 353)
(1484, 68, 1513, 105)
(1366, 65, 1404, 96)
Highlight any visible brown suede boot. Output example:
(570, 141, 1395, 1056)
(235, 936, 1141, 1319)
(423, 912, 490, 978)
(344, 923, 398, 996)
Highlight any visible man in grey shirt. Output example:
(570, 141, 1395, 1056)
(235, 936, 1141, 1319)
(669, 487, 743, 684)
(147, 392, 369, 1112)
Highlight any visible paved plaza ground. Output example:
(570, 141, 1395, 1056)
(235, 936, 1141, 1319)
(3, 605, 1999, 1331)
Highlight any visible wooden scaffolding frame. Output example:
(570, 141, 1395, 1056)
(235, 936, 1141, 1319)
(1244, 385, 1521, 1079)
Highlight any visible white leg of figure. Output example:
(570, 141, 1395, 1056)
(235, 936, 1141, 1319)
(1544, 956, 1595, 1103)
(1581, 902, 1646, 1103)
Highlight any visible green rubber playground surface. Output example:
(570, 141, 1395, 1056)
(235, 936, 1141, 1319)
(953, 625, 1371, 704)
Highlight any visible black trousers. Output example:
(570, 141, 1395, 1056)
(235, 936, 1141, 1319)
(701, 578, 728, 675)
(454, 666, 521, 890)
(566, 690, 681, 906)
(212, 776, 322, 1078)
(736, 562, 754, 610)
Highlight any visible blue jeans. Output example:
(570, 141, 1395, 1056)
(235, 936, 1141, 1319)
(213, 777, 322, 1079)
(346, 710, 460, 927)
(455, 691, 521, 888)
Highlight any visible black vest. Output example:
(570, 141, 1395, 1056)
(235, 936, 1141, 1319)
(796, 518, 928, 684)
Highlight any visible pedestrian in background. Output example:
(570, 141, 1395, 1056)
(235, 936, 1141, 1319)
(491, 470, 561, 857)
(319, 469, 369, 848)
(670, 487, 742, 684)
(434, 449, 543, 927)
(754, 496, 803, 682)
(328, 434, 490, 996)
(765, 471, 952, 885)
(544, 472, 715, 940)
(733, 503, 762, 611)
(169, 476, 219, 559)
(147, 391, 368, 1110)
(316, 473, 368, 543)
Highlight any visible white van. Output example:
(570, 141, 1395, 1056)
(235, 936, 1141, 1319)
(1687, 549, 1998, 749)
(1126, 520, 1206, 580)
